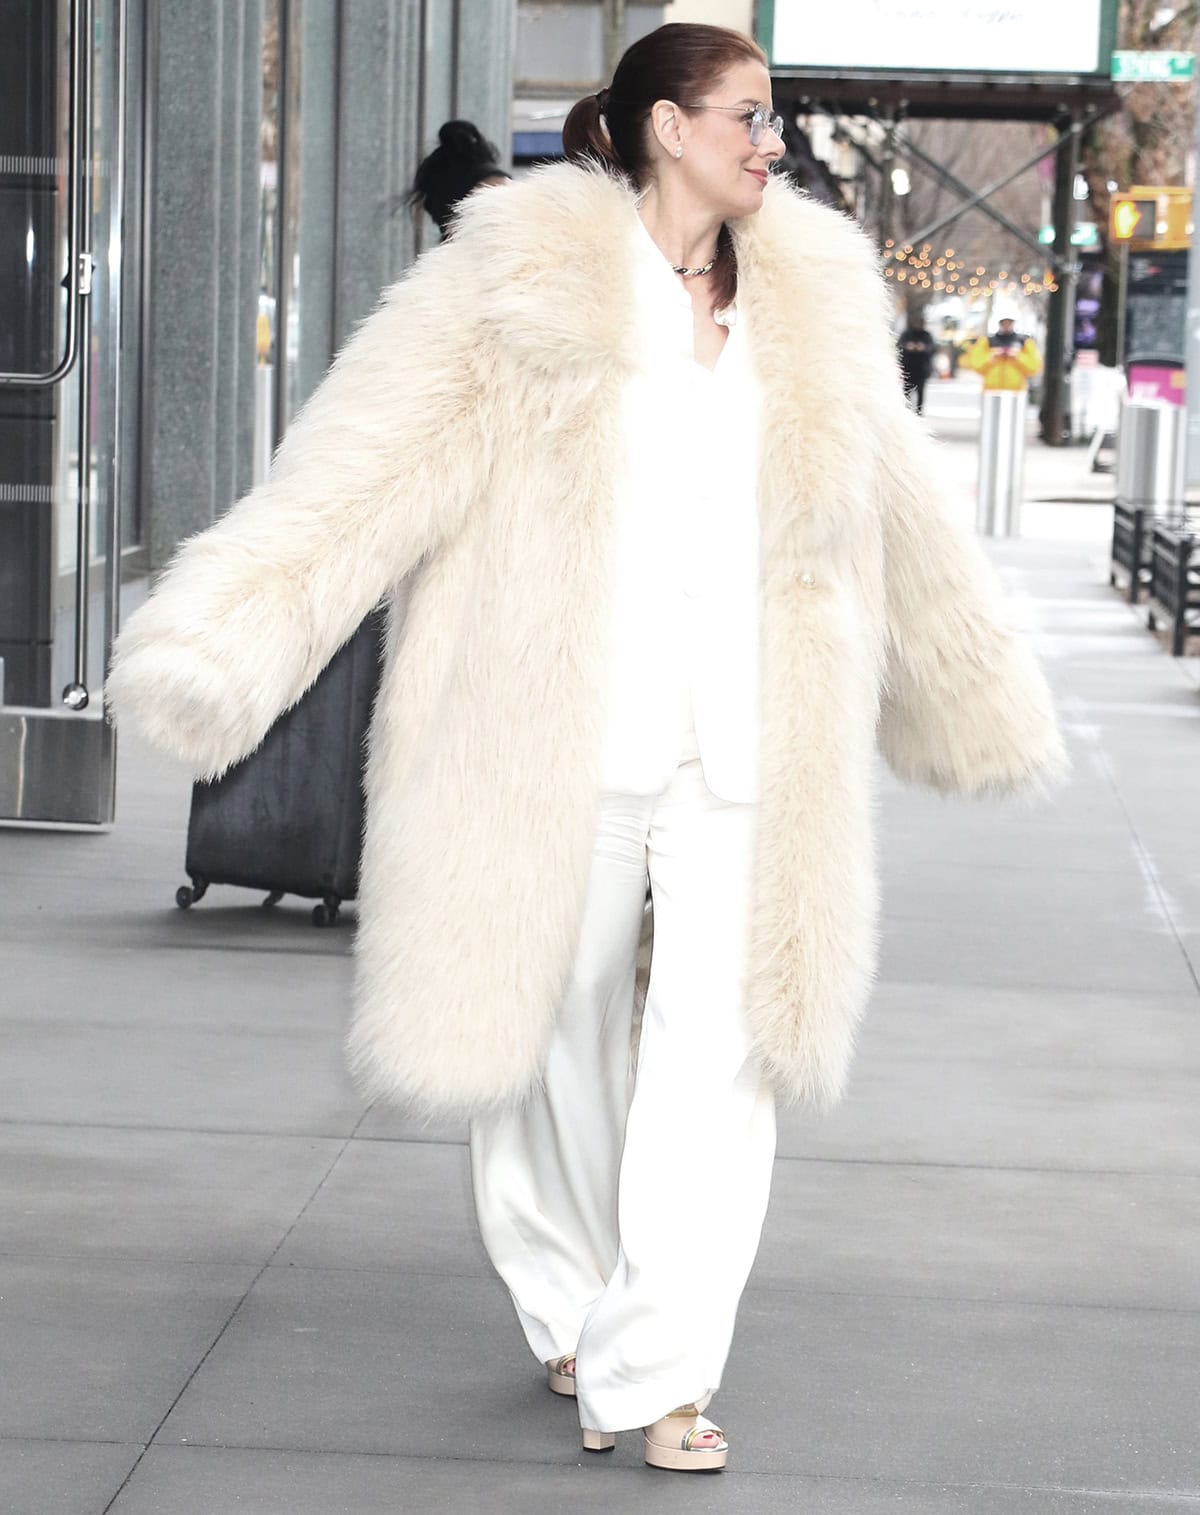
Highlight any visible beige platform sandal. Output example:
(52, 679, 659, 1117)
(642, 1404, 728, 1472)
(546, 1354, 577, 1397)
(580, 1403, 728, 1469)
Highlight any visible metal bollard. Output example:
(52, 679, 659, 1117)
(976, 390, 1027, 537)
(253, 363, 275, 486)
(1115, 398, 1185, 515)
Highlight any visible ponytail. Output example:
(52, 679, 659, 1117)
(561, 25, 767, 308)
(562, 93, 623, 173)
(563, 24, 765, 189)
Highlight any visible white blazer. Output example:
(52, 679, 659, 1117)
(598, 216, 764, 804)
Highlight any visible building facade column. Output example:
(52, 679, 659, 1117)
(141, 0, 515, 566)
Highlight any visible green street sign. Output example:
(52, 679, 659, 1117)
(1038, 222, 1100, 248)
(1111, 51, 1195, 83)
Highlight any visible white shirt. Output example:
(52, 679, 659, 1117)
(597, 213, 764, 803)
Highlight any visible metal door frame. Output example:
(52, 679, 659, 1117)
(0, 0, 132, 826)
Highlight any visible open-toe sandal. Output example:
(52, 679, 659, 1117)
(546, 1353, 577, 1397)
(642, 1403, 728, 1471)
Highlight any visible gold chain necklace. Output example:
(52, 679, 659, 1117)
(671, 255, 717, 278)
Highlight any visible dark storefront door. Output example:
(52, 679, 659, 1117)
(0, 0, 126, 824)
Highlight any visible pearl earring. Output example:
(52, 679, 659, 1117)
(674, 144, 683, 159)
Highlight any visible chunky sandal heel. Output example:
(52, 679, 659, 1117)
(643, 1403, 728, 1472)
(581, 1428, 616, 1452)
(546, 1353, 577, 1397)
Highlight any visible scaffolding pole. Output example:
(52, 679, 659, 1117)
(1039, 115, 1080, 446)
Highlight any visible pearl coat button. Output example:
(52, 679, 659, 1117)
(798, 572, 816, 588)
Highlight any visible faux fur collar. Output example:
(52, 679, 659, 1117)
(449, 161, 888, 377)
(448, 162, 897, 554)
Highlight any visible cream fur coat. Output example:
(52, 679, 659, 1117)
(107, 164, 1066, 1117)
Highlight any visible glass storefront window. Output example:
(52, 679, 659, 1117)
(254, 0, 281, 483)
(254, 0, 335, 484)
(0, 0, 125, 708)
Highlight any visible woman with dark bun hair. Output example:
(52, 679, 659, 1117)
(108, 23, 1064, 1474)
(407, 118, 510, 238)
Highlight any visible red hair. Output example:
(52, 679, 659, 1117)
(562, 23, 768, 309)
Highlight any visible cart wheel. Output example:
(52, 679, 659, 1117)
(176, 885, 195, 910)
(262, 890, 284, 909)
(312, 894, 341, 928)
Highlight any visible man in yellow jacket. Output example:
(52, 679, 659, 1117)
(963, 317, 1042, 391)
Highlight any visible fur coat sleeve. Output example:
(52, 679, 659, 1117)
(105, 241, 484, 780)
(874, 403, 1067, 795)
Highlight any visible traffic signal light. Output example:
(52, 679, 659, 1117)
(1110, 196, 1156, 241)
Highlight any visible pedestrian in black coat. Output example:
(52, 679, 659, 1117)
(898, 318, 937, 415)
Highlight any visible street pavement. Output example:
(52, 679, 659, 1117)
(2, 383, 1199, 1512)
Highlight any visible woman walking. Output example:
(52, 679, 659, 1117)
(107, 23, 1065, 1473)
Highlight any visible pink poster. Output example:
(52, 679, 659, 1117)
(1127, 362, 1186, 406)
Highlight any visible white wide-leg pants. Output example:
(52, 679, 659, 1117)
(468, 747, 777, 1434)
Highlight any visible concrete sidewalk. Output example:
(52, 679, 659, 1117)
(3, 415, 1199, 1513)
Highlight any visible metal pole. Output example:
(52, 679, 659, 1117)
(64, 0, 96, 710)
(415, 0, 429, 256)
(602, 0, 625, 81)
(272, 0, 292, 451)
(1116, 241, 1129, 368)
(1172, 538, 1190, 654)
(877, 109, 896, 252)
(1187, 73, 1200, 483)
(978, 390, 1027, 537)
(1039, 114, 1079, 447)
(1129, 508, 1145, 603)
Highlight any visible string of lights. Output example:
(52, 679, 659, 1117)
(881, 240, 1059, 296)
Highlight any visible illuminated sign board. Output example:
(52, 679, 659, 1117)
(761, 0, 1113, 77)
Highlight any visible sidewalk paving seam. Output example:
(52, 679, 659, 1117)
(0, 1117, 367, 1139)
(97, 1110, 373, 1515)
(0, 1121, 345, 1143)
(4, 1246, 1195, 1317)
(770, 1152, 1200, 1176)
(874, 971, 1200, 996)
(6, 1118, 1198, 1179)
(1072, 703, 1200, 998)
(886, 860, 1174, 877)
(91, 941, 353, 959)
(737, 1281, 1200, 1315)
(3, 1249, 1197, 1317)
(1096, 590, 1200, 687)
(1, 1435, 147, 1448)
(4, 1242, 1193, 1327)
(58, 1253, 1186, 1319)
(0, 1018, 345, 1039)
(125, 1437, 1200, 1499)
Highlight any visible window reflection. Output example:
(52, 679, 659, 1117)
(254, 0, 280, 483)
(280, 1, 303, 425)
(256, 0, 326, 484)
